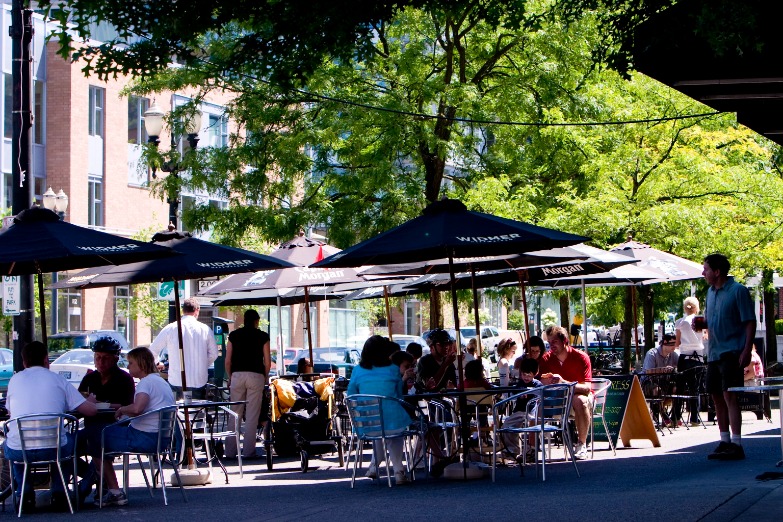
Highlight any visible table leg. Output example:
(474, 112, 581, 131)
(778, 390, 783, 467)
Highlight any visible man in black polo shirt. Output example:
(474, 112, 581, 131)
(77, 336, 135, 502)
(224, 309, 270, 459)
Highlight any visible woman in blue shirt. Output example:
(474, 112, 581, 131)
(347, 335, 412, 485)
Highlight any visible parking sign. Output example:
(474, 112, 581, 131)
(3, 275, 20, 315)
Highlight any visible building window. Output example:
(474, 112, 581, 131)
(3, 73, 12, 140)
(3, 172, 11, 211)
(207, 113, 228, 148)
(88, 176, 103, 226)
(114, 286, 132, 345)
(88, 86, 105, 137)
(33, 80, 44, 145)
(128, 96, 149, 144)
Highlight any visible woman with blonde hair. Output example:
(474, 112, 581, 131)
(675, 296, 705, 426)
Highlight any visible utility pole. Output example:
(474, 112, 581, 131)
(10, 0, 35, 371)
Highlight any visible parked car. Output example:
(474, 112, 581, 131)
(48, 348, 130, 388)
(47, 330, 129, 361)
(447, 326, 501, 350)
(285, 347, 360, 378)
(0, 348, 14, 394)
(392, 335, 428, 353)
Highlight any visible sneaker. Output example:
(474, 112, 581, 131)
(50, 491, 71, 512)
(690, 420, 702, 427)
(574, 443, 588, 460)
(394, 471, 411, 485)
(714, 443, 745, 461)
(707, 441, 732, 460)
(94, 491, 128, 507)
(364, 465, 377, 480)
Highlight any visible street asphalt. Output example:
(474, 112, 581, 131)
(9, 410, 783, 521)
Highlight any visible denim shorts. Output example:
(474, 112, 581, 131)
(103, 424, 158, 454)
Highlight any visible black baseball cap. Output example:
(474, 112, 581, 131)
(427, 328, 453, 346)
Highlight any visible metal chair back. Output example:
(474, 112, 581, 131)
(345, 394, 420, 488)
(99, 406, 186, 508)
(3, 413, 78, 516)
(587, 378, 615, 456)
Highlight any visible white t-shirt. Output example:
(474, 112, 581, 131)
(676, 314, 705, 356)
(149, 315, 218, 387)
(5, 366, 86, 449)
(131, 373, 175, 432)
(497, 358, 510, 386)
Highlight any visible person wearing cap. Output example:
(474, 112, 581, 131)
(76, 336, 135, 503)
(224, 308, 270, 460)
(416, 329, 458, 391)
(150, 297, 218, 400)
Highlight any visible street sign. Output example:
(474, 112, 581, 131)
(3, 275, 21, 315)
(157, 280, 187, 301)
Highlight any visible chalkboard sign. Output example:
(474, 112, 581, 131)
(592, 375, 633, 446)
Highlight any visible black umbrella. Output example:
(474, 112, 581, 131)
(313, 198, 588, 476)
(51, 229, 296, 392)
(0, 207, 177, 344)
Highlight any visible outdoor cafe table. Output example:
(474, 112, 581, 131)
(728, 383, 783, 466)
(177, 399, 247, 483)
(408, 386, 525, 477)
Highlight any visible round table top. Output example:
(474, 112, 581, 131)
(729, 383, 783, 392)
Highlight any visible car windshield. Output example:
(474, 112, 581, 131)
(53, 350, 95, 365)
(312, 348, 346, 364)
(49, 335, 91, 353)
(460, 328, 477, 337)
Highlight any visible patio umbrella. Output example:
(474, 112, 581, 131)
(0, 206, 177, 345)
(313, 198, 588, 476)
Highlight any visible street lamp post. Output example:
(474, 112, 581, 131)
(42, 188, 69, 334)
(143, 103, 201, 322)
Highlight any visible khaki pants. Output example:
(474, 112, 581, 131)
(224, 372, 266, 458)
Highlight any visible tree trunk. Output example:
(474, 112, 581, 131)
(429, 289, 442, 330)
(623, 286, 634, 372)
(559, 293, 570, 329)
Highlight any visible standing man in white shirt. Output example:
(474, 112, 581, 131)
(150, 297, 218, 400)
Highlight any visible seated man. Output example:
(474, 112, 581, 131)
(538, 325, 593, 460)
(3, 341, 97, 512)
(77, 337, 135, 503)
(416, 329, 457, 392)
(642, 333, 680, 426)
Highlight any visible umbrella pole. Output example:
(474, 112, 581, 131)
(517, 272, 530, 342)
(581, 280, 587, 349)
(171, 281, 210, 485)
(36, 268, 47, 346)
(448, 253, 471, 479)
(470, 268, 482, 358)
(277, 296, 283, 376)
(304, 287, 313, 364)
(632, 285, 640, 365)
(383, 285, 393, 341)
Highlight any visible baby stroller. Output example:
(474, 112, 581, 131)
(265, 377, 344, 472)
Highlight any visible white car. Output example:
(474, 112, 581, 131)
(392, 335, 428, 353)
(49, 348, 130, 388)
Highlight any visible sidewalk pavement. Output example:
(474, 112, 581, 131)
(15, 411, 783, 521)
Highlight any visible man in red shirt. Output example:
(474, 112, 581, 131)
(539, 325, 593, 460)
